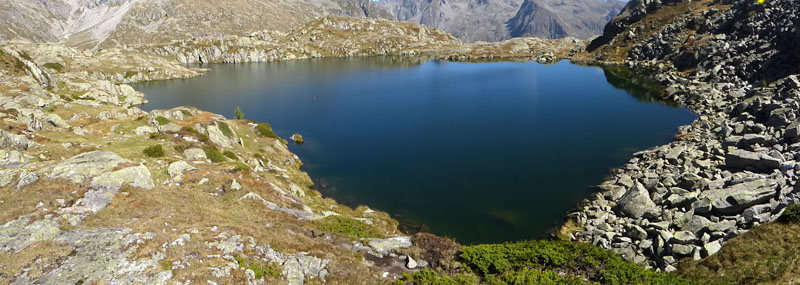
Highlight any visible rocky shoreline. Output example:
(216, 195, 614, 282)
(567, 0, 800, 272)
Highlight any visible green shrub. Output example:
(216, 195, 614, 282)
(180, 126, 199, 135)
(218, 121, 233, 137)
(459, 240, 689, 284)
(400, 268, 477, 285)
(203, 146, 226, 163)
(235, 106, 244, 120)
(235, 255, 280, 279)
(223, 150, 238, 160)
(255, 123, 279, 138)
(780, 204, 800, 224)
(315, 215, 383, 239)
(143, 144, 164, 158)
(18, 51, 31, 60)
(43, 62, 64, 72)
(232, 161, 250, 172)
(124, 71, 137, 79)
(155, 116, 170, 126)
(180, 110, 192, 116)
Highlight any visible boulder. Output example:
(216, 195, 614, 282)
(0, 149, 27, 167)
(366, 236, 413, 256)
(0, 129, 39, 150)
(406, 256, 418, 269)
(134, 126, 158, 136)
(168, 161, 196, 182)
(184, 148, 207, 161)
(726, 149, 781, 171)
(786, 121, 800, 142)
(614, 183, 660, 219)
(291, 133, 304, 144)
(207, 125, 233, 148)
(703, 240, 722, 256)
(671, 244, 695, 256)
(700, 179, 778, 215)
(46, 151, 129, 183)
(682, 215, 711, 234)
(678, 173, 707, 190)
(90, 165, 155, 190)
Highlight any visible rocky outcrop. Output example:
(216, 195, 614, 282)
(572, 0, 800, 272)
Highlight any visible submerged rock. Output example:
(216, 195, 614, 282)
(291, 133, 304, 144)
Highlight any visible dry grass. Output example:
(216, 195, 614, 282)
(0, 178, 83, 225)
(678, 222, 800, 284)
(0, 240, 73, 283)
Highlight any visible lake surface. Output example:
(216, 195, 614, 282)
(135, 57, 696, 244)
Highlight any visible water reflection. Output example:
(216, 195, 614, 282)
(135, 58, 696, 244)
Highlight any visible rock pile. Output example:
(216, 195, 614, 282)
(573, 0, 800, 271)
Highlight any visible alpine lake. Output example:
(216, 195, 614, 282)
(134, 57, 696, 244)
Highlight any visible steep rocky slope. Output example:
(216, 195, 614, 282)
(0, 0, 391, 49)
(378, 0, 625, 42)
(566, 0, 800, 275)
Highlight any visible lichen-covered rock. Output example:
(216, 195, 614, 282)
(0, 216, 60, 252)
(0, 129, 38, 150)
(366, 236, 413, 256)
(46, 151, 129, 183)
(282, 254, 330, 285)
(134, 125, 158, 136)
(167, 160, 196, 182)
(207, 124, 233, 148)
(90, 165, 154, 190)
(0, 149, 27, 167)
(183, 148, 207, 161)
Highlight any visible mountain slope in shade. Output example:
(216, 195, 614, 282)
(507, 0, 624, 40)
(379, 0, 625, 42)
(377, 0, 525, 43)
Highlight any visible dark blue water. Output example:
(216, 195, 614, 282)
(135, 57, 695, 244)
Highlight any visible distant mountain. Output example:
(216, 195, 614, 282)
(0, 0, 390, 49)
(0, 0, 624, 47)
(507, 0, 624, 40)
(378, 0, 626, 42)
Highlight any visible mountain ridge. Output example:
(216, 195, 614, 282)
(0, 0, 624, 48)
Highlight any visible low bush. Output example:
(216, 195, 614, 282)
(218, 121, 234, 137)
(142, 144, 164, 158)
(459, 240, 690, 284)
(235, 255, 280, 279)
(235, 107, 244, 120)
(232, 161, 250, 172)
(255, 123, 279, 138)
(780, 203, 800, 224)
(43, 62, 64, 72)
(223, 150, 238, 160)
(203, 146, 226, 163)
(124, 71, 137, 79)
(399, 268, 477, 285)
(155, 116, 170, 126)
(315, 216, 383, 239)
